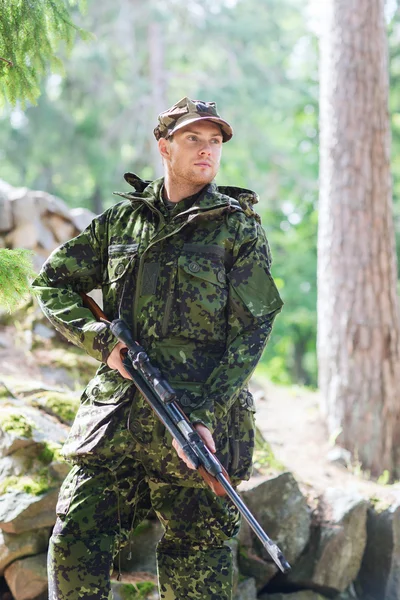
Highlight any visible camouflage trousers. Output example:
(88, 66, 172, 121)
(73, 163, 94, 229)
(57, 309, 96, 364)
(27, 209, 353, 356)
(48, 454, 241, 600)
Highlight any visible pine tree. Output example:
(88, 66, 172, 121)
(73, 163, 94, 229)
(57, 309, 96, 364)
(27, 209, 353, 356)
(0, 1, 89, 310)
(0, 249, 36, 311)
(0, 0, 89, 107)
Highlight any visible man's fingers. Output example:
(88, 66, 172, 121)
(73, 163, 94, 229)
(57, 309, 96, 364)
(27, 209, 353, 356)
(194, 423, 216, 453)
(172, 438, 196, 470)
(107, 342, 132, 380)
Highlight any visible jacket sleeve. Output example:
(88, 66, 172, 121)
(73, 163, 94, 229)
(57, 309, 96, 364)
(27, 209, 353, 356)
(190, 219, 283, 433)
(31, 212, 118, 364)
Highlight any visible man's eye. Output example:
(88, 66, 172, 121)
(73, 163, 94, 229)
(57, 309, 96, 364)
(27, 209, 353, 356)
(211, 138, 222, 144)
(188, 135, 198, 141)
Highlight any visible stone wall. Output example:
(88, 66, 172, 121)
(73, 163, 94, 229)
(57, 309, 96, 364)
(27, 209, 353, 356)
(1, 391, 399, 600)
(0, 179, 95, 271)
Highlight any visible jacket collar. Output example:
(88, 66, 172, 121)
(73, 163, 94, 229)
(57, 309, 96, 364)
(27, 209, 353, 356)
(115, 172, 259, 217)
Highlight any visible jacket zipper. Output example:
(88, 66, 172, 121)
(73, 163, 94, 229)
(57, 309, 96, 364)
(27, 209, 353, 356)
(230, 402, 241, 471)
(161, 270, 176, 336)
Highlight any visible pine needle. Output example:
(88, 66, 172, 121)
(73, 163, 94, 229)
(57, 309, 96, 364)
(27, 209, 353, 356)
(0, 248, 36, 312)
(0, 0, 92, 108)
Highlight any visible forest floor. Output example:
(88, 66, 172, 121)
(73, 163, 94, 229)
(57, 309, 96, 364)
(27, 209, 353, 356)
(248, 374, 400, 508)
(1, 322, 400, 508)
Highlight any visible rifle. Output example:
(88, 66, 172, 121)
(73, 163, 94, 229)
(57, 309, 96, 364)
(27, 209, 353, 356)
(81, 293, 291, 574)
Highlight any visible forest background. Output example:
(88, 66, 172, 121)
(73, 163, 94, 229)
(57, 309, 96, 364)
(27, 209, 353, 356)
(1, 0, 400, 390)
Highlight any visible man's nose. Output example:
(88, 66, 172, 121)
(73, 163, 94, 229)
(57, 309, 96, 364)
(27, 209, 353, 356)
(199, 142, 212, 155)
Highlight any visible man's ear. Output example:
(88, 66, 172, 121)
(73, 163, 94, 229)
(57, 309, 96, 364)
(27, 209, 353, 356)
(158, 138, 171, 161)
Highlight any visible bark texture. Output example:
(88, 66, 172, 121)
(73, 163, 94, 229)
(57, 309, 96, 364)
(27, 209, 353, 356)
(318, 0, 400, 477)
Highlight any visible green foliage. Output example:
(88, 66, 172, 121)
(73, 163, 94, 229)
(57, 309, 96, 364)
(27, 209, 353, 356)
(0, 0, 90, 107)
(115, 582, 156, 600)
(0, 411, 34, 438)
(0, 248, 36, 311)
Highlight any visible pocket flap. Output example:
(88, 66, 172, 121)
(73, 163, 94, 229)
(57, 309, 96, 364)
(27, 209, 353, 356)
(106, 244, 138, 282)
(85, 370, 133, 405)
(178, 255, 226, 286)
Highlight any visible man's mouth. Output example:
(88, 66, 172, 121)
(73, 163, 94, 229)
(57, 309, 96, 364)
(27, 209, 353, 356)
(195, 162, 212, 167)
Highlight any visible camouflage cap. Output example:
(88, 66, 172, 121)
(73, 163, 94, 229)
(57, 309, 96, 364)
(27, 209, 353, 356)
(153, 97, 233, 143)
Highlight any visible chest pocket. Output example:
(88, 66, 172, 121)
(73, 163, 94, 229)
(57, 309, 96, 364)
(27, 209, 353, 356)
(177, 252, 228, 342)
(103, 244, 139, 311)
(106, 244, 139, 282)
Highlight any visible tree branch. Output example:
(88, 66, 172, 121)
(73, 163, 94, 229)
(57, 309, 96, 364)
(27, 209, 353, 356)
(0, 57, 13, 67)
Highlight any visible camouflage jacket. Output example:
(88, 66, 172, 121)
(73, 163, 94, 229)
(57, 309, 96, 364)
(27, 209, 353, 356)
(32, 174, 283, 482)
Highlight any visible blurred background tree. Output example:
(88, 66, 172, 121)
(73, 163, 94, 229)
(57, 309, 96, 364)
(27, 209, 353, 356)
(1, 0, 400, 389)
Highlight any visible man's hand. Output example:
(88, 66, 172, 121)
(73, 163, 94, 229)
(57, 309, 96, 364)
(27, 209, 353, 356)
(106, 342, 132, 380)
(172, 423, 216, 470)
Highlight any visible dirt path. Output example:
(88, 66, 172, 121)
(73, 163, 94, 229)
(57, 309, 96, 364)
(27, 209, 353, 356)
(252, 377, 400, 505)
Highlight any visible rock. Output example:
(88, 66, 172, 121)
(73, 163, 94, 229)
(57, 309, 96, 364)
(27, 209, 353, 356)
(0, 402, 68, 457)
(0, 528, 49, 575)
(0, 453, 34, 480)
(326, 446, 351, 468)
(38, 365, 77, 389)
(36, 219, 58, 251)
(286, 488, 368, 595)
(117, 519, 164, 573)
(0, 488, 58, 534)
(35, 191, 72, 221)
(4, 552, 48, 600)
(0, 196, 13, 233)
(9, 194, 36, 228)
(42, 213, 76, 243)
(49, 460, 71, 480)
(234, 577, 257, 600)
(32, 322, 56, 340)
(238, 472, 311, 589)
(237, 546, 276, 592)
(259, 592, 327, 600)
(69, 207, 96, 231)
(338, 584, 358, 600)
(5, 223, 39, 250)
(0, 179, 14, 197)
(356, 502, 400, 600)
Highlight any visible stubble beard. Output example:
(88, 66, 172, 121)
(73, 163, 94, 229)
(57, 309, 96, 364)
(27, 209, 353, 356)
(174, 164, 218, 189)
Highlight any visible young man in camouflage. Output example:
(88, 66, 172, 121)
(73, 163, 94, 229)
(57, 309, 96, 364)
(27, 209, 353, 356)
(32, 97, 283, 600)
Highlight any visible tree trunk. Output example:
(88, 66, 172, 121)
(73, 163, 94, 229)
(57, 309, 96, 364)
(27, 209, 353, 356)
(91, 184, 103, 215)
(318, 0, 400, 477)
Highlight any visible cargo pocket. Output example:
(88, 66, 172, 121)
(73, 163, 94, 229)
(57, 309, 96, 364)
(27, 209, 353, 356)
(228, 389, 256, 482)
(61, 370, 134, 467)
(177, 253, 228, 342)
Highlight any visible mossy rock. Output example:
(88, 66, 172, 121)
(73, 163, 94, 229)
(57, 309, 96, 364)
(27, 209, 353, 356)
(0, 411, 34, 439)
(36, 346, 97, 382)
(28, 391, 80, 425)
(252, 427, 285, 475)
(0, 468, 57, 497)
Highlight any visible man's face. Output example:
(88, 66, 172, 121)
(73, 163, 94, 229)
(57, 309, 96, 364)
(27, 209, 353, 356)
(160, 120, 223, 186)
